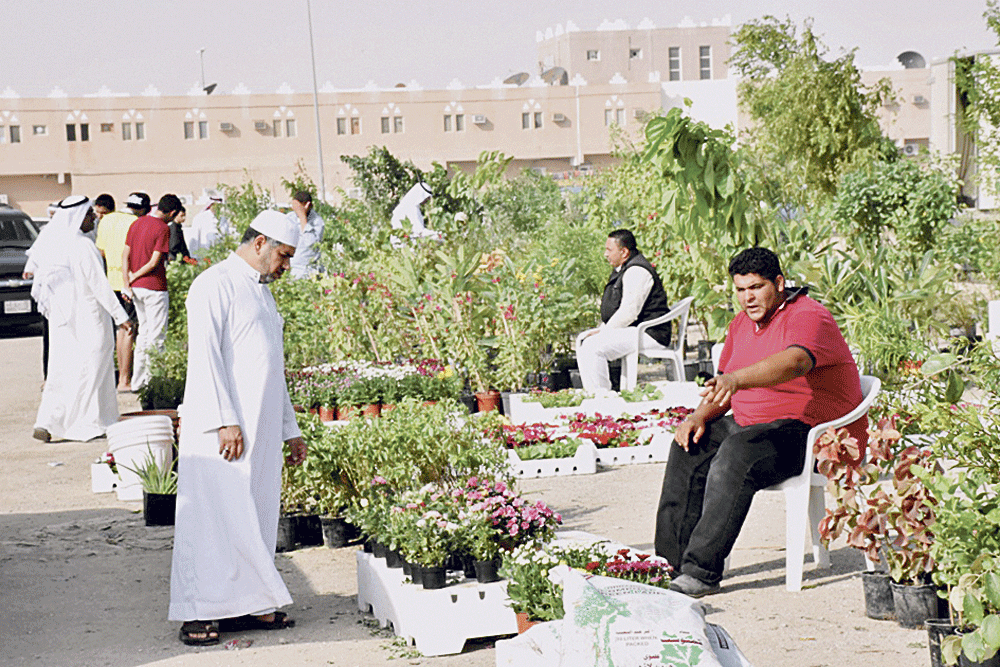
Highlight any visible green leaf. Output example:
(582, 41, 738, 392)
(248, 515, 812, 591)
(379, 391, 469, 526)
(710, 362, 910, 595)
(985, 573, 1000, 609)
(980, 614, 1000, 650)
(944, 370, 966, 403)
(962, 631, 988, 663)
(942, 635, 963, 666)
(966, 591, 986, 626)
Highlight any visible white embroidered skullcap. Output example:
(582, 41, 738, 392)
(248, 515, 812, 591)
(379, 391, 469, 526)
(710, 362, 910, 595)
(250, 209, 300, 248)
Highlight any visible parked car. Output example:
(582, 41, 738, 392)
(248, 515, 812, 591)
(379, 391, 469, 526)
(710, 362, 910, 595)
(0, 206, 41, 329)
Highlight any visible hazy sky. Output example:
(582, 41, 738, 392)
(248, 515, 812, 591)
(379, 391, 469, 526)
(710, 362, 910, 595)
(3, 0, 997, 98)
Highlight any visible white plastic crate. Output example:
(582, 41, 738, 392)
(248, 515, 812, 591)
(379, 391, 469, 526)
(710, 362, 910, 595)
(355, 551, 517, 656)
(507, 440, 598, 478)
(594, 429, 672, 466)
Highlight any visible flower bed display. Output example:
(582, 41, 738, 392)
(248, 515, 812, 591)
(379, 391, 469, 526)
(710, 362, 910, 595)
(506, 381, 702, 424)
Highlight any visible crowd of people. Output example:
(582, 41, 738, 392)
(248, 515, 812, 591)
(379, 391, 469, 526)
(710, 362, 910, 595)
(24, 190, 325, 444)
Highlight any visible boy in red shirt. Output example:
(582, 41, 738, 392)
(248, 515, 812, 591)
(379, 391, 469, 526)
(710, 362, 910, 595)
(123, 193, 182, 390)
(656, 247, 863, 597)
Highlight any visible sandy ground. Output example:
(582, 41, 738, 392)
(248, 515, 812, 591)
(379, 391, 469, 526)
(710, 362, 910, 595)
(0, 327, 935, 667)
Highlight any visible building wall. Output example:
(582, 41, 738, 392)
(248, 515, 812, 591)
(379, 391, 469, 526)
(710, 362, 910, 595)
(862, 68, 933, 151)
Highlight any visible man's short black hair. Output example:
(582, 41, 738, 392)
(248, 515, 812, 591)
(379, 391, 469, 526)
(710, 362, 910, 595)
(94, 193, 115, 210)
(728, 247, 783, 282)
(157, 194, 183, 215)
(608, 229, 638, 255)
(292, 191, 313, 205)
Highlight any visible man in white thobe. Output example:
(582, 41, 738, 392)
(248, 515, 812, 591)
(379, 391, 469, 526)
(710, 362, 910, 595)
(25, 195, 132, 442)
(576, 229, 673, 392)
(169, 210, 308, 646)
(189, 194, 231, 256)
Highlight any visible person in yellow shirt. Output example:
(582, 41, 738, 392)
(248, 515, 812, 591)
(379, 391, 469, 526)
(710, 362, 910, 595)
(94, 193, 139, 392)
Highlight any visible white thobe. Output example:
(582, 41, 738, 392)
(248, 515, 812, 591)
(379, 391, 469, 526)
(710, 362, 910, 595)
(168, 253, 301, 622)
(33, 234, 129, 441)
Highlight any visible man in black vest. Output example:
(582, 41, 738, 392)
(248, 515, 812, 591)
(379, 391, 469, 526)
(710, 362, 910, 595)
(577, 229, 672, 391)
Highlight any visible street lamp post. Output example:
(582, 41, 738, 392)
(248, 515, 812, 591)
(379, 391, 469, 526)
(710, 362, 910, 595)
(306, 0, 327, 202)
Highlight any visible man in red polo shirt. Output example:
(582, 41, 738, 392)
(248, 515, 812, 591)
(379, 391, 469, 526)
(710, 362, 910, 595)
(123, 193, 182, 391)
(655, 247, 864, 597)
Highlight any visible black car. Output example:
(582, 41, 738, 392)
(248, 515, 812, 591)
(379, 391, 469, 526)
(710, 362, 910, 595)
(0, 206, 41, 329)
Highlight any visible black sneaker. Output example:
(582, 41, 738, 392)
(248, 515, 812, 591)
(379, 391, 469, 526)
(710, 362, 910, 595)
(33, 428, 51, 442)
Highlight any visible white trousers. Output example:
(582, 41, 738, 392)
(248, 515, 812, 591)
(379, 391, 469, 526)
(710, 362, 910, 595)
(131, 287, 169, 390)
(577, 327, 661, 392)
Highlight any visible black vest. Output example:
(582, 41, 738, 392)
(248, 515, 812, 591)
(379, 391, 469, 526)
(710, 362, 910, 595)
(600, 252, 672, 346)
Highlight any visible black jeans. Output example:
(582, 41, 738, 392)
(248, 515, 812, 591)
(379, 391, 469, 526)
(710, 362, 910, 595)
(654, 414, 809, 585)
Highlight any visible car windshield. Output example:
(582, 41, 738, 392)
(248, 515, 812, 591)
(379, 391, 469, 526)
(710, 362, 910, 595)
(0, 217, 38, 243)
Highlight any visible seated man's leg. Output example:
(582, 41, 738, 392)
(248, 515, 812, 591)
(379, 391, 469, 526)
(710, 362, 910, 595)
(659, 418, 810, 586)
(654, 415, 739, 568)
(576, 327, 638, 392)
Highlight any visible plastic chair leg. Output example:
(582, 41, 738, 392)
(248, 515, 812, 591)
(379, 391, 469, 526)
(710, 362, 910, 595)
(808, 485, 830, 569)
(784, 486, 808, 592)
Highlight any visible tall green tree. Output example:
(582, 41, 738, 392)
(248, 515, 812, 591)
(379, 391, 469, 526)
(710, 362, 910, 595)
(730, 16, 892, 206)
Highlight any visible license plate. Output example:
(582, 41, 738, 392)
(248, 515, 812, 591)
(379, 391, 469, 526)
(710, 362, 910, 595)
(3, 299, 31, 314)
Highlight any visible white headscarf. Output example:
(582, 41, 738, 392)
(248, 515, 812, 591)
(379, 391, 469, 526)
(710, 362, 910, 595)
(27, 195, 92, 324)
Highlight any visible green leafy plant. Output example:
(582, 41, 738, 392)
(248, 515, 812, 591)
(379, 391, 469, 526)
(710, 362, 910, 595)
(118, 446, 177, 494)
(619, 383, 663, 403)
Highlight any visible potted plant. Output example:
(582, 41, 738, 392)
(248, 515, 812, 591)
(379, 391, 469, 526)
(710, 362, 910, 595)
(916, 464, 1000, 666)
(119, 446, 178, 526)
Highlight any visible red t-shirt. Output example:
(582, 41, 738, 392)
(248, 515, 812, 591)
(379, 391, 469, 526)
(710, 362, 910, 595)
(125, 214, 170, 291)
(718, 294, 868, 449)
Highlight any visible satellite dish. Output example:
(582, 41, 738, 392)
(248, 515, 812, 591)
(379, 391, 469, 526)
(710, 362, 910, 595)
(503, 72, 530, 86)
(204, 83, 217, 95)
(395, 82, 406, 88)
(897, 51, 926, 69)
(540, 67, 569, 86)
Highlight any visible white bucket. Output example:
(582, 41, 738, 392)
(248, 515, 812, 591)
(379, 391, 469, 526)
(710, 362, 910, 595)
(109, 416, 174, 502)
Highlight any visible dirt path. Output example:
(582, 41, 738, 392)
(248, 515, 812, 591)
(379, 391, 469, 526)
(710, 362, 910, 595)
(0, 330, 933, 666)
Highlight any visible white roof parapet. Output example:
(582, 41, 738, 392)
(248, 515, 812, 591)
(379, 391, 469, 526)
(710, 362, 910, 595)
(231, 83, 252, 95)
(319, 81, 337, 93)
(637, 18, 656, 30)
(555, 24, 564, 37)
(406, 79, 423, 91)
(48, 86, 67, 98)
(477, 78, 518, 89)
(609, 73, 628, 85)
(276, 83, 295, 95)
(678, 16, 697, 28)
(527, 75, 548, 88)
(537, 30, 545, 43)
(569, 73, 588, 86)
(1, 87, 19, 99)
(186, 82, 204, 96)
(141, 85, 161, 97)
(362, 80, 380, 91)
(545, 27, 554, 40)
(598, 19, 629, 31)
(712, 14, 732, 27)
(565, 20, 579, 32)
(446, 78, 464, 90)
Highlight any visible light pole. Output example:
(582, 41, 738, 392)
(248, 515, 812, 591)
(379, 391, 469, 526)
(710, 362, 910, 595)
(306, 0, 327, 202)
(198, 48, 217, 95)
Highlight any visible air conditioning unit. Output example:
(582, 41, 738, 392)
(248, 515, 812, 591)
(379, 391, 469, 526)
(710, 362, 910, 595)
(634, 109, 646, 119)
(913, 95, 928, 105)
(253, 120, 269, 131)
(552, 112, 567, 122)
(472, 114, 487, 125)
(220, 122, 236, 132)
(902, 143, 920, 156)
(0, 194, 8, 205)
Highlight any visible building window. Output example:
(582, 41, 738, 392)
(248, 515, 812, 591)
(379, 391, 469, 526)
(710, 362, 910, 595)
(183, 121, 194, 140)
(605, 109, 613, 126)
(586, 49, 600, 61)
(393, 116, 403, 133)
(350, 117, 360, 135)
(80, 124, 89, 141)
(699, 46, 711, 80)
(285, 119, 296, 137)
(66, 124, 76, 141)
(198, 120, 209, 139)
(135, 122, 144, 140)
(0, 126, 4, 143)
(270, 120, 279, 137)
(9, 126, 20, 143)
(522, 112, 531, 130)
(669, 47, 681, 81)
(617, 109, 625, 125)
(123, 122, 132, 141)
(455, 114, 464, 131)
(336, 118, 346, 135)
(605, 109, 625, 126)
(443, 115, 452, 132)
(100, 123, 114, 133)
(534, 112, 542, 129)
(381, 117, 390, 134)
(33, 125, 47, 136)
(629, 48, 642, 60)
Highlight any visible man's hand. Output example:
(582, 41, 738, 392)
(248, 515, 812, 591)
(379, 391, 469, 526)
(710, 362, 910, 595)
(118, 321, 134, 335)
(285, 437, 308, 466)
(701, 373, 739, 407)
(674, 414, 707, 451)
(218, 425, 244, 461)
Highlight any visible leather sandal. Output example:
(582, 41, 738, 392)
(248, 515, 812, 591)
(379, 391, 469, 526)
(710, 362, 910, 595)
(179, 620, 220, 646)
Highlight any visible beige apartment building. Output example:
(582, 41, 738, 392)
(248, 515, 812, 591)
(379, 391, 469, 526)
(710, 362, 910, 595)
(0, 18, 953, 217)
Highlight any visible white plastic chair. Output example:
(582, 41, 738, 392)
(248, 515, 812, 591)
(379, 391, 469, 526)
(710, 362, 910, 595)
(621, 296, 695, 389)
(765, 374, 881, 591)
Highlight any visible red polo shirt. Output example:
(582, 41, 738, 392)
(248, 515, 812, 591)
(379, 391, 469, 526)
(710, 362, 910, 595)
(125, 214, 170, 291)
(718, 294, 867, 449)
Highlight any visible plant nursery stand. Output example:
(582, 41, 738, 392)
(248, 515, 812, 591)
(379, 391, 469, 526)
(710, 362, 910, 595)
(507, 440, 598, 479)
(356, 551, 518, 656)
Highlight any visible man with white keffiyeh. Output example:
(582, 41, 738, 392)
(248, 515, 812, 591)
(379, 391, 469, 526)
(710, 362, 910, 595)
(24, 195, 133, 442)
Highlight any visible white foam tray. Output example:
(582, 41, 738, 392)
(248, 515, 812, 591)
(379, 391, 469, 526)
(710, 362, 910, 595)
(355, 551, 517, 656)
(593, 429, 672, 466)
(507, 441, 597, 479)
(507, 381, 703, 425)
